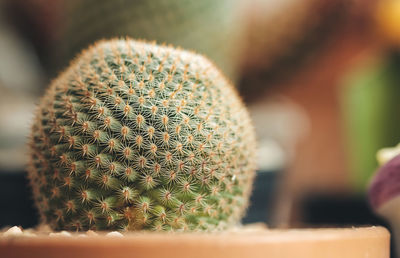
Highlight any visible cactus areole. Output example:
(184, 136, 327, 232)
(28, 39, 256, 231)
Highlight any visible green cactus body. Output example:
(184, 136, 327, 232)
(28, 39, 256, 231)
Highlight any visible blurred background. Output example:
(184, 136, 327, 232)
(0, 0, 399, 236)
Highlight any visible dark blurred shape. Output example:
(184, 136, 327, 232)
(242, 170, 280, 225)
(0, 172, 38, 229)
(301, 193, 386, 226)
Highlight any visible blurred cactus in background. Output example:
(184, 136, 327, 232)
(56, 0, 244, 81)
(28, 39, 256, 231)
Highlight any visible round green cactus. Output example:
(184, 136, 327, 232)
(28, 39, 256, 231)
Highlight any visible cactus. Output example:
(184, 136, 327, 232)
(28, 39, 256, 231)
(56, 0, 244, 81)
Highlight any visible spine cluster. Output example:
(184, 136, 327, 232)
(28, 39, 256, 231)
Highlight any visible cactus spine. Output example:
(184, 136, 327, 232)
(28, 39, 256, 231)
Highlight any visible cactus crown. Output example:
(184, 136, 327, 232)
(28, 39, 256, 231)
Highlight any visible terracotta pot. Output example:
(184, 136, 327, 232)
(0, 227, 389, 258)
